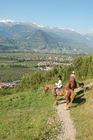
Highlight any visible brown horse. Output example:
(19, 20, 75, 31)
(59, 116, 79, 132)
(43, 84, 73, 110)
(66, 80, 77, 90)
(66, 80, 77, 103)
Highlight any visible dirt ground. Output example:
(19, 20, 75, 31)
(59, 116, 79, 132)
(56, 101, 76, 140)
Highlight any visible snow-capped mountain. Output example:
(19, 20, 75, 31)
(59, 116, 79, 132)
(0, 19, 93, 54)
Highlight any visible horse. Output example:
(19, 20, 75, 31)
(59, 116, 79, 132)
(66, 80, 80, 103)
(66, 80, 77, 90)
(43, 84, 73, 110)
(66, 80, 85, 101)
(67, 80, 84, 90)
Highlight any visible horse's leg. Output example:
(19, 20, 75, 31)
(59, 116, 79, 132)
(65, 96, 69, 110)
(70, 89, 75, 103)
(65, 90, 71, 110)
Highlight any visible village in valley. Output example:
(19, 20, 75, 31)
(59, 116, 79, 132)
(0, 52, 76, 85)
(0, 81, 16, 88)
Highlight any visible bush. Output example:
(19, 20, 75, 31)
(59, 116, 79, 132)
(18, 55, 93, 91)
(19, 71, 46, 90)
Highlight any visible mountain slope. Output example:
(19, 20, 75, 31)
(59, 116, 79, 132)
(0, 20, 93, 53)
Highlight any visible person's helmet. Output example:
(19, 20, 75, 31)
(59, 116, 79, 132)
(72, 71, 75, 74)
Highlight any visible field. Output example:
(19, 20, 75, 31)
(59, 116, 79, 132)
(0, 51, 74, 81)
(0, 52, 41, 81)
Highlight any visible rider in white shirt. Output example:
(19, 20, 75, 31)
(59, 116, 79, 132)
(55, 79, 62, 88)
(53, 75, 63, 95)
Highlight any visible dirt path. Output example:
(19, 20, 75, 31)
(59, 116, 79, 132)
(56, 101, 76, 140)
(55, 81, 93, 140)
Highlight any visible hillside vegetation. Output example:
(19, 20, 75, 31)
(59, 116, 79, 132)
(71, 81, 93, 140)
(0, 54, 93, 139)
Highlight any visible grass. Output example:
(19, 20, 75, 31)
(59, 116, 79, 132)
(70, 85, 93, 140)
(0, 88, 58, 140)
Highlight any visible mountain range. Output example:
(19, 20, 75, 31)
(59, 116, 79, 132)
(0, 19, 93, 54)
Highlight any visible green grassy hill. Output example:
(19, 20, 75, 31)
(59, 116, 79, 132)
(0, 88, 58, 140)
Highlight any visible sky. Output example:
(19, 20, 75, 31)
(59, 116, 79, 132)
(0, 0, 93, 33)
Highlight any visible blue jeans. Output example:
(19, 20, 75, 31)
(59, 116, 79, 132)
(53, 87, 62, 96)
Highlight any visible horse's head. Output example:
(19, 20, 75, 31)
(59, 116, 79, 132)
(77, 82, 84, 88)
(43, 85, 49, 93)
(43, 84, 54, 94)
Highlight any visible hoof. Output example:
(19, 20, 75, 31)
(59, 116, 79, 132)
(56, 101, 59, 105)
(54, 101, 58, 105)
